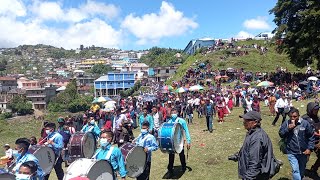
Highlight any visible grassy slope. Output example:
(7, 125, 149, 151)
(169, 40, 316, 84)
(0, 100, 318, 180)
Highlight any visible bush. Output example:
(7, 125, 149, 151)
(0, 112, 13, 120)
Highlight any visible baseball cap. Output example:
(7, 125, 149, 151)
(239, 111, 262, 121)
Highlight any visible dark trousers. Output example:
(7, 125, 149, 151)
(137, 161, 151, 180)
(272, 108, 286, 125)
(167, 149, 186, 171)
(44, 155, 64, 180)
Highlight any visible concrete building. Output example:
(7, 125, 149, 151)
(0, 77, 17, 93)
(25, 86, 57, 110)
(17, 77, 42, 89)
(94, 72, 135, 97)
(183, 38, 215, 55)
(149, 66, 178, 82)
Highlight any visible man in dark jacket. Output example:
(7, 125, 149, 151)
(203, 99, 216, 133)
(279, 108, 315, 180)
(301, 102, 320, 174)
(229, 111, 274, 179)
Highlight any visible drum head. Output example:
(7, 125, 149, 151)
(64, 158, 114, 180)
(173, 123, 184, 154)
(0, 168, 15, 180)
(82, 132, 96, 158)
(33, 146, 55, 175)
(87, 160, 114, 180)
(126, 146, 146, 178)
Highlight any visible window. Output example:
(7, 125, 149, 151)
(166, 69, 169, 73)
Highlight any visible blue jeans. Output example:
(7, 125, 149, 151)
(187, 114, 193, 124)
(206, 115, 213, 131)
(287, 154, 308, 180)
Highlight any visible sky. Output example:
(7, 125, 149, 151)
(0, 0, 278, 50)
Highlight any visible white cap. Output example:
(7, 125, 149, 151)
(168, 101, 172, 104)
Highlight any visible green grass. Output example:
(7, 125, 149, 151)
(0, 99, 318, 180)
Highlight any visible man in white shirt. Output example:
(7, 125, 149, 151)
(113, 108, 128, 146)
(152, 106, 163, 137)
(272, 94, 289, 126)
(3, 144, 13, 168)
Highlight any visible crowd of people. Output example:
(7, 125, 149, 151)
(2, 60, 320, 180)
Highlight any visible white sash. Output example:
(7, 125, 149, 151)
(105, 147, 114, 160)
(88, 126, 94, 132)
(49, 132, 59, 141)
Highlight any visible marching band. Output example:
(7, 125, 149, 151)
(0, 104, 191, 180)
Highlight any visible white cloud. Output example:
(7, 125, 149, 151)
(243, 16, 271, 30)
(31, 0, 120, 23)
(0, 17, 122, 49)
(121, 1, 198, 45)
(0, 0, 26, 17)
(235, 31, 254, 39)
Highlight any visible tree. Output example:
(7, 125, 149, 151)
(91, 64, 113, 75)
(8, 96, 33, 115)
(270, 0, 320, 68)
(140, 47, 186, 67)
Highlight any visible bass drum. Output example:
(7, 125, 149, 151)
(158, 122, 184, 154)
(68, 132, 96, 162)
(120, 143, 146, 178)
(29, 145, 55, 175)
(64, 158, 114, 180)
(0, 168, 15, 180)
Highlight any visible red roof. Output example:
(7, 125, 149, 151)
(0, 77, 16, 81)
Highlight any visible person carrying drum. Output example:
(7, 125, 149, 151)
(93, 130, 127, 180)
(16, 161, 38, 180)
(43, 122, 64, 180)
(81, 116, 101, 140)
(12, 138, 44, 179)
(134, 121, 158, 180)
(165, 108, 191, 178)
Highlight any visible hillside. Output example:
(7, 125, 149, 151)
(169, 40, 316, 83)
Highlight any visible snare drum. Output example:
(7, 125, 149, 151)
(120, 143, 146, 178)
(68, 132, 97, 162)
(29, 145, 55, 175)
(0, 168, 15, 179)
(64, 158, 114, 180)
(158, 122, 184, 154)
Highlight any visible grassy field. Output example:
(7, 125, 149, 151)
(0, 99, 318, 180)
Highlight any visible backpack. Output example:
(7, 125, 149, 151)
(269, 156, 283, 178)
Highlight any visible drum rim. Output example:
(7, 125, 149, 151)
(80, 132, 96, 158)
(65, 158, 115, 179)
(30, 146, 55, 175)
(158, 122, 181, 153)
(120, 143, 147, 178)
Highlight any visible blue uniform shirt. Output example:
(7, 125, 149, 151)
(47, 132, 64, 155)
(81, 124, 101, 139)
(135, 133, 158, 162)
(139, 114, 154, 131)
(167, 117, 191, 144)
(14, 152, 45, 179)
(95, 144, 127, 178)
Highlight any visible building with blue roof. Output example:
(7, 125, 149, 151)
(183, 38, 215, 55)
(94, 72, 136, 97)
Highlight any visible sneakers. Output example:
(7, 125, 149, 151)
(182, 166, 187, 172)
(164, 170, 174, 179)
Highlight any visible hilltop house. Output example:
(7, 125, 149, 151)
(183, 38, 215, 55)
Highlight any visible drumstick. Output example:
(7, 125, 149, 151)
(37, 135, 49, 145)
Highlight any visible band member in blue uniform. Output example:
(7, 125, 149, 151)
(12, 138, 44, 180)
(81, 116, 101, 139)
(134, 121, 158, 180)
(166, 108, 191, 178)
(43, 122, 64, 180)
(94, 130, 127, 180)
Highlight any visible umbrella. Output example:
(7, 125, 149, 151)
(206, 79, 212, 82)
(189, 85, 204, 91)
(299, 81, 308, 86)
(93, 96, 112, 103)
(242, 82, 250, 86)
(162, 85, 173, 91)
(308, 76, 318, 81)
(257, 81, 274, 87)
(175, 87, 188, 93)
(215, 76, 221, 80)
